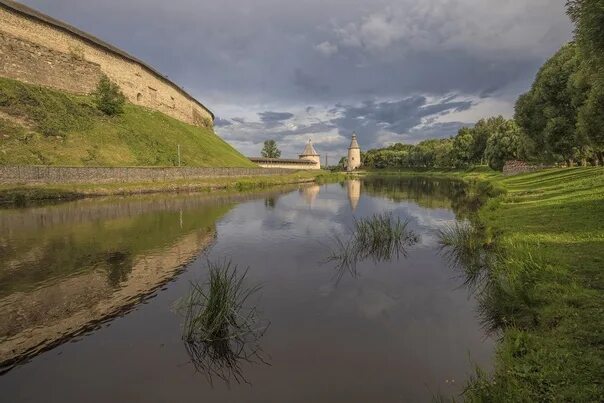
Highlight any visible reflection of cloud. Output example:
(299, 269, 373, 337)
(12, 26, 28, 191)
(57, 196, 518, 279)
(327, 281, 401, 320)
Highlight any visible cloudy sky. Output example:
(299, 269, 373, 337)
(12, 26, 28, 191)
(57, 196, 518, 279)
(21, 0, 572, 161)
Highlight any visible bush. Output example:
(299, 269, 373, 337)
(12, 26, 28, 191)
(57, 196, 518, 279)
(93, 75, 125, 116)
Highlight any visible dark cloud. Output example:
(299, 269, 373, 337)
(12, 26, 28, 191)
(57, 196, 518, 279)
(258, 111, 294, 123)
(330, 97, 473, 144)
(17, 0, 572, 159)
(407, 122, 473, 142)
(293, 69, 330, 96)
(213, 117, 232, 127)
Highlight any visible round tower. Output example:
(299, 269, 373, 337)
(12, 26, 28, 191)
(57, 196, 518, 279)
(299, 139, 321, 169)
(347, 132, 361, 171)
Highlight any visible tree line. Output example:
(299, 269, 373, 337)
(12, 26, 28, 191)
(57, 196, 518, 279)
(362, 1, 603, 171)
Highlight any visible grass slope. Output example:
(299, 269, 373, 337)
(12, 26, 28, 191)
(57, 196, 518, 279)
(367, 167, 603, 400)
(464, 167, 604, 401)
(0, 77, 255, 167)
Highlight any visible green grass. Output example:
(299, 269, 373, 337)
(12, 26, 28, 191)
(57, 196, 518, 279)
(0, 77, 255, 167)
(327, 213, 419, 276)
(176, 260, 268, 384)
(373, 167, 603, 400)
(462, 167, 604, 401)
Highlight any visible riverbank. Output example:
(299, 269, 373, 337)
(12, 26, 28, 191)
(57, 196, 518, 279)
(0, 171, 345, 205)
(369, 167, 604, 401)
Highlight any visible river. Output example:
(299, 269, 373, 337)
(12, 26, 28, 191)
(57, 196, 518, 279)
(0, 177, 493, 402)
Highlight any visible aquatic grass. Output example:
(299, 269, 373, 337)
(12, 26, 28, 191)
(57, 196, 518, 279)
(327, 213, 419, 277)
(176, 260, 269, 385)
(353, 213, 419, 262)
(437, 222, 495, 290)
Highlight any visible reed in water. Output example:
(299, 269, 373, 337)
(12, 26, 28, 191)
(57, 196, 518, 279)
(176, 260, 269, 385)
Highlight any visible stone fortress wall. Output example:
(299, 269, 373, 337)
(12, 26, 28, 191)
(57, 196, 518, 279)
(0, 166, 299, 185)
(0, 0, 214, 128)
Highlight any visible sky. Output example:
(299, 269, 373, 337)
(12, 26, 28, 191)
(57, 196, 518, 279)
(20, 0, 572, 161)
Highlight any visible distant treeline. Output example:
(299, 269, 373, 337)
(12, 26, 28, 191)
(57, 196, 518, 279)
(360, 1, 603, 171)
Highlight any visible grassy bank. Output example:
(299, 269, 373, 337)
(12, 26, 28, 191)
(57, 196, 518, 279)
(0, 77, 254, 167)
(0, 171, 345, 205)
(464, 167, 604, 401)
(370, 167, 603, 401)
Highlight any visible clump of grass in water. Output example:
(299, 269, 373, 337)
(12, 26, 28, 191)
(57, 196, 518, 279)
(176, 260, 269, 385)
(437, 222, 495, 291)
(354, 213, 419, 262)
(327, 213, 419, 278)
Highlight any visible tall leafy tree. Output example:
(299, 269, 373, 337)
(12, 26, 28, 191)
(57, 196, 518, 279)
(514, 44, 582, 162)
(567, 0, 604, 162)
(261, 140, 281, 158)
(485, 120, 522, 171)
(451, 127, 474, 168)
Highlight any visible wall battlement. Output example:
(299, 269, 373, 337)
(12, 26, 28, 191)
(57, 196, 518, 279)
(0, 0, 213, 128)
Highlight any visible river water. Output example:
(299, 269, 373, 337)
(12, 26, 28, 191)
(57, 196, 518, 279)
(0, 177, 493, 402)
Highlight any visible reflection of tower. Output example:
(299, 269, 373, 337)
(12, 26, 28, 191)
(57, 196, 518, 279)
(300, 185, 321, 206)
(347, 133, 361, 171)
(346, 179, 361, 211)
(299, 139, 321, 169)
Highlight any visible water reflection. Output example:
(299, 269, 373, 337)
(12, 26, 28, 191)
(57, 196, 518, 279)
(438, 222, 540, 335)
(346, 179, 361, 211)
(0, 189, 294, 372)
(299, 184, 321, 206)
(0, 178, 494, 401)
(327, 213, 419, 280)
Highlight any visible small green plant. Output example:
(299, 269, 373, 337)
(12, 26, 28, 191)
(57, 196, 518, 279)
(92, 75, 125, 116)
(327, 213, 419, 277)
(176, 259, 269, 385)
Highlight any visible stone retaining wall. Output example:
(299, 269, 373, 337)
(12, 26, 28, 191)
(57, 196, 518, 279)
(0, 166, 300, 184)
(502, 160, 549, 176)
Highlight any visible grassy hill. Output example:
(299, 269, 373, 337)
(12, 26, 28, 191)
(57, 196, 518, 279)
(0, 77, 255, 167)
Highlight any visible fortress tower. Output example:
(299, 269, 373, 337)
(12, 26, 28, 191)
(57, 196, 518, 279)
(299, 139, 321, 169)
(347, 133, 361, 171)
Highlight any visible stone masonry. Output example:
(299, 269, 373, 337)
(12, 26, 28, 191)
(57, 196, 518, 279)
(0, 166, 301, 184)
(0, 0, 213, 128)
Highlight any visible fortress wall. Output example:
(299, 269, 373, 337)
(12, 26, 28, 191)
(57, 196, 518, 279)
(0, 32, 103, 94)
(0, 166, 302, 184)
(254, 162, 321, 170)
(0, 5, 213, 128)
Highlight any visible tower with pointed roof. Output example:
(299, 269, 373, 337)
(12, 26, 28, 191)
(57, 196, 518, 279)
(299, 139, 321, 169)
(347, 132, 361, 171)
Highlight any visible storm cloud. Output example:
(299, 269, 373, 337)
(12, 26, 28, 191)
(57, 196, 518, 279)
(19, 0, 573, 159)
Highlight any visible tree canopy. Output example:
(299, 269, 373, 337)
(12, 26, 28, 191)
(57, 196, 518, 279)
(261, 140, 281, 158)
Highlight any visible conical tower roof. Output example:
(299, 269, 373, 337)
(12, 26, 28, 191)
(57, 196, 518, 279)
(349, 132, 360, 149)
(300, 139, 319, 156)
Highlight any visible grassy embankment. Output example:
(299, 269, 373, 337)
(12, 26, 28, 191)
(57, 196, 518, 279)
(0, 76, 347, 203)
(465, 167, 603, 401)
(0, 76, 254, 167)
(371, 167, 603, 401)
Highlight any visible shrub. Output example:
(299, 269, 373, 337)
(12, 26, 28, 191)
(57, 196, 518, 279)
(92, 75, 125, 116)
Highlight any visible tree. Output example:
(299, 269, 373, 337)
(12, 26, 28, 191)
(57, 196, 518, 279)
(485, 120, 522, 171)
(93, 75, 125, 116)
(566, 1, 604, 162)
(451, 127, 475, 168)
(471, 116, 507, 163)
(261, 140, 281, 158)
(514, 44, 582, 162)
